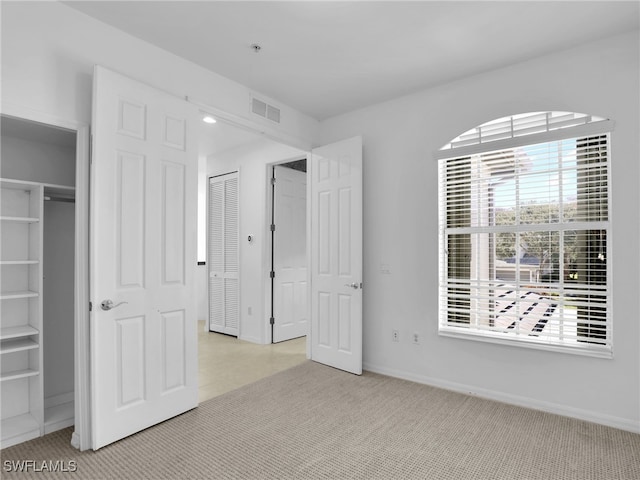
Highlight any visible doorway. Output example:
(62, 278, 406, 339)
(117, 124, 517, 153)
(270, 160, 308, 343)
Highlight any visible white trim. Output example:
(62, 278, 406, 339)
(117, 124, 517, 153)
(74, 125, 91, 451)
(187, 96, 313, 153)
(264, 163, 274, 345)
(434, 119, 615, 160)
(305, 152, 313, 360)
(363, 362, 640, 434)
(238, 334, 262, 344)
(438, 327, 613, 359)
(1, 102, 82, 131)
(264, 155, 310, 345)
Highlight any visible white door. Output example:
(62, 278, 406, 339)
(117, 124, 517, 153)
(208, 172, 239, 336)
(90, 66, 198, 449)
(309, 137, 363, 374)
(273, 165, 307, 342)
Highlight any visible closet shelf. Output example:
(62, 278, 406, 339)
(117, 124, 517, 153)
(0, 291, 39, 300)
(0, 260, 39, 265)
(44, 402, 74, 434)
(0, 325, 39, 340)
(2, 129, 76, 447)
(0, 369, 40, 382)
(1, 178, 75, 193)
(1, 413, 40, 442)
(1, 338, 39, 354)
(0, 216, 40, 223)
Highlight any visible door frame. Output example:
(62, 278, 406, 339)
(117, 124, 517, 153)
(265, 158, 308, 344)
(0, 103, 91, 450)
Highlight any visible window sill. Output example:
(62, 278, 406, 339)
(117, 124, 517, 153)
(439, 326, 613, 359)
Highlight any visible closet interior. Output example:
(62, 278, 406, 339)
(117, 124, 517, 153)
(1, 115, 76, 448)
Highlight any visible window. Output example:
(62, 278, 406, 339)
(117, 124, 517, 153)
(437, 112, 612, 356)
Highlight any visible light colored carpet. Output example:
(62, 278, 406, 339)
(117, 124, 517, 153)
(2, 361, 639, 479)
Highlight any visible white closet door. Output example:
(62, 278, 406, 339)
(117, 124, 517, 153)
(208, 173, 239, 336)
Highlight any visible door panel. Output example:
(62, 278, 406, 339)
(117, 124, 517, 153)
(162, 161, 186, 284)
(91, 66, 198, 449)
(208, 172, 239, 336)
(310, 137, 363, 374)
(273, 166, 307, 342)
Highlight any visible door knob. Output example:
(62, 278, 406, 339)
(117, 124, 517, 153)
(100, 299, 128, 311)
(344, 283, 361, 289)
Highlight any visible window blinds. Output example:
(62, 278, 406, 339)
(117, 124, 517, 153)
(441, 112, 606, 150)
(439, 133, 610, 354)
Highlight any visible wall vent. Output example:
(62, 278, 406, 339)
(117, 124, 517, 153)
(251, 97, 281, 124)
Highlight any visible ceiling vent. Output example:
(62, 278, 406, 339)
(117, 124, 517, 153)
(251, 97, 281, 124)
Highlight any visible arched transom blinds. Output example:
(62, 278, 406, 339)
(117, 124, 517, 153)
(437, 112, 612, 356)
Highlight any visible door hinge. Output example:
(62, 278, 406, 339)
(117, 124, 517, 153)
(270, 271, 275, 279)
(270, 317, 275, 325)
(270, 224, 276, 232)
(270, 177, 276, 185)
(89, 134, 93, 164)
(89, 301, 92, 312)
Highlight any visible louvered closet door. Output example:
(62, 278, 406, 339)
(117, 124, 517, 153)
(208, 173, 239, 336)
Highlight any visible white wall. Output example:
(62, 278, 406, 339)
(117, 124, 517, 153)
(0, 1, 319, 147)
(4, 0, 637, 433)
(1, 0, 318, 334)
(43, 200, 75, 401)
(319, 31, 640, 432)
(1, 136, 76, 187)
(207, 139, 306, 344)
(196, 155, 209, 323)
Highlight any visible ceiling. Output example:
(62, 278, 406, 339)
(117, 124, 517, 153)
(198, 118, 265, 158)
(64, 1, 639, 122)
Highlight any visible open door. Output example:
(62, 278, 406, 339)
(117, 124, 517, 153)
(90, 66, 198, 449)
(309, 136, 363, 374)
(273, 165, 308, 342)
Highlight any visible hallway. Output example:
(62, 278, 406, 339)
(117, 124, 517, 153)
(197, 321, 307, 402)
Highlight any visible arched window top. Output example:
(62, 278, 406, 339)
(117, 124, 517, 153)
(440, 111, 609, 152)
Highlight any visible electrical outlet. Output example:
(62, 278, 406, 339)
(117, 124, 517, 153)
(392, 330, 400, 342)
(412, 332, 420, 345)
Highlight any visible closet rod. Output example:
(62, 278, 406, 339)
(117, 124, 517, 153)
(44, 195, 75, 203)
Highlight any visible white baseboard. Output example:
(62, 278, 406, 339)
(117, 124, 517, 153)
(363, 362, 640, 434)
(70, 431, 81, 450)
(44, 391, 74, 409)
(239, 334, 264, 344)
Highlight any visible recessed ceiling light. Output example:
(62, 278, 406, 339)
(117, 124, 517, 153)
(203, 115, 217, 124)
